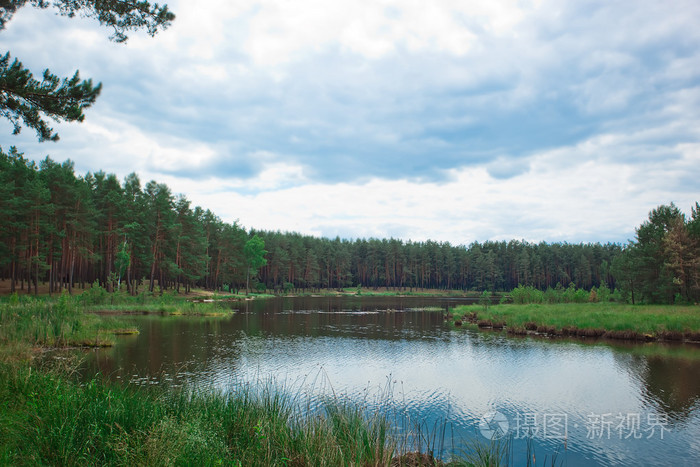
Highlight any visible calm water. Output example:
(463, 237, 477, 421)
(83, 296, 700, 466)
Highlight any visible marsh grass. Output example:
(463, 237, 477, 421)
(75, 284, 237, 316)
(88, 301, 232, 316)
(0, 360, 403, 466)
(451, 303, 700, 342)
(0, 354, 571, 467)
(0, 294, 138, 348)
(459, 436, 512, 467)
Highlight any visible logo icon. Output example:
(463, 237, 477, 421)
(479, 411, 509, 440)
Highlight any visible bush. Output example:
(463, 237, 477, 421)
(509, 283, 614, 305)
(479, 290, 491, 310)
(597, 284, 612, 302)
(510, 285, 544, 304)
(544, 287, 560, 304)
(573, 288, 589, 303)
(79, 281, 108, 306)
(562, 283, 577, 303)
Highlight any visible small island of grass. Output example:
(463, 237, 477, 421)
(448, 285, 700, 343)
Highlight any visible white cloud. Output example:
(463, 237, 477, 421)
(2, 0, 699, 245)
(239, 0, 540, 66)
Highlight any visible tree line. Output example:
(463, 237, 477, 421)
(0, 149, 251, 295)
(253, 231, 621, 293)
(1, 150, 697, 303)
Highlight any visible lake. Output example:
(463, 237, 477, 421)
(83, 296, 700, 466)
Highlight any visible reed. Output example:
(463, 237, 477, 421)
(0, 294, 137, 347)
(0, 354, 571, 466)
(88, 301, 231, 316)
(0, 361, 401, 466)
(451, 302, 700, 341)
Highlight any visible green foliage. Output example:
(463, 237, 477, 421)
(455, 302, 700, 338)
(115, 240, 130, 284)
(0, 52, 101, 142)
(244, 235, 268, 294)
(595, 284, 612, 303)
(573, 288, 589, 303)
(0, 2, 174, 142)
(0, 1, 175, 41)
(612, 203, 700, 304)
(79, 280, 108, 306)
(479, 290, 491, 311)
(8, 152, 697, 302)
(244, 234, 268, 270)
(562, 283, 577, 303)
(510, 285, 544, 304)
(0, 363, 399, 466)
(0, 292, 133, 346)
(510, 283, 617, 305)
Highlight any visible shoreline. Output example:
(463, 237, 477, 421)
(449, 303, 700, 344)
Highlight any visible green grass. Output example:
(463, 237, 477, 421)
(0, 286, 249, 351)
(1, 357, 540, 466)
(0, 295, 136, 348)
(451, 302, 700, 340)
(0, 360, 413, 466)
(87, 301, 232, 316)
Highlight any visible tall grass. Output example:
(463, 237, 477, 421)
(73, 282, 234, 314)
(452, 302, 700, 339)
(0, 361, 403, 466)
(0, 293, 132, 347)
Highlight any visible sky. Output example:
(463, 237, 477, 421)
(2, 0, 699, 245)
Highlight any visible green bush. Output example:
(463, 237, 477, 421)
(510, 285, 544, 304)
(596, 284, 612, 302)
(79, 281, 108, 306)
(573, 288, 589, 303)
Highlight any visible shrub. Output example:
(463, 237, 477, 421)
(597, 284, 612, 302)
(510, 285, 544, 304)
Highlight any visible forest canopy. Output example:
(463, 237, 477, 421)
(4, 150, 697, 304)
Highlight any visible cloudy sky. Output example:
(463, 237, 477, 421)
(2, 0, 699, 245)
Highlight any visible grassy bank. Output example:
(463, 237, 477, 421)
(0, 295, 137, 348)
(73, 284, 240, 316)
(0, 360, 404, 466)
(450, 303, 700, 342)
(87, 301, 232, 317)
(342, 288, 484, 297)
(0, 285, 242, 350)
(0, 295, 420, 466)
(1, 356, 558, 466)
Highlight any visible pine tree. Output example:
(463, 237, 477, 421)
(1, 1, 174, 142)
(121, 173, 149, 295)
(244, 235, 267, 295)
(143, 181, 175, 293)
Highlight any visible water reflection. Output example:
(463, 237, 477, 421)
(613, 351, 700, 422)
(83, 297, 700, 466)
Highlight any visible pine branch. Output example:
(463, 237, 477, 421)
(0, 1, 173, 141)
(1, 1, 174, 42)
(0, 52, 101, 141)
